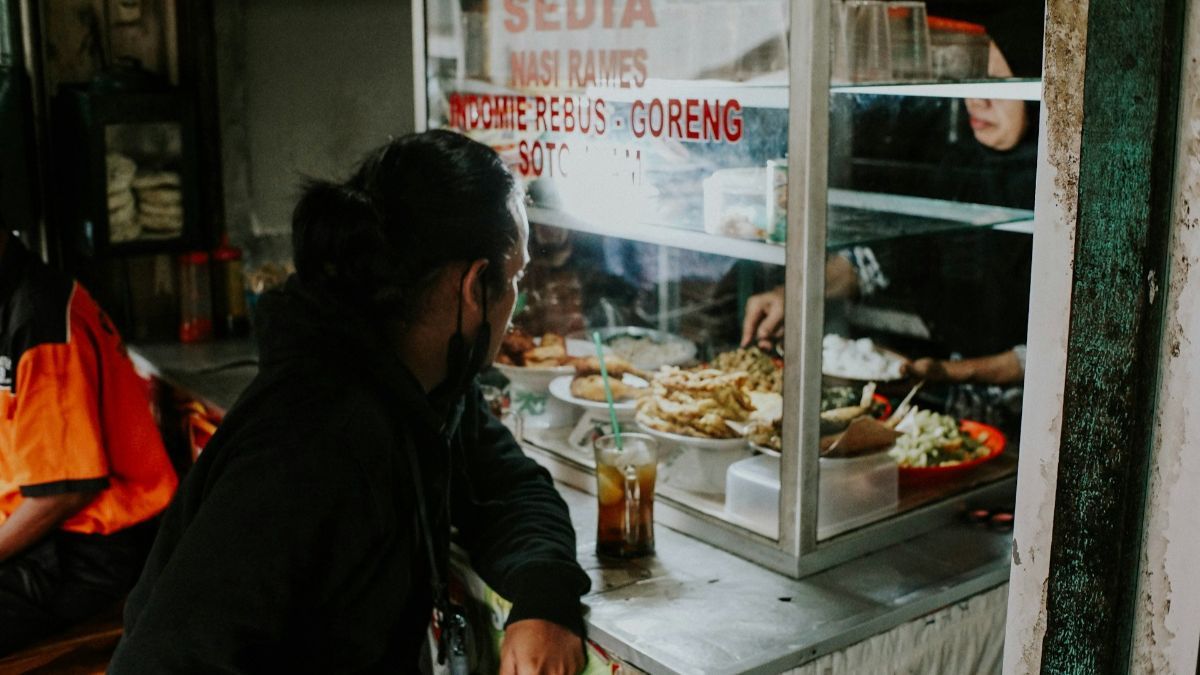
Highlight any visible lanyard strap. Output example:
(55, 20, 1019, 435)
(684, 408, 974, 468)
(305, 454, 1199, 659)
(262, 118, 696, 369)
(403, 435, 451, 614)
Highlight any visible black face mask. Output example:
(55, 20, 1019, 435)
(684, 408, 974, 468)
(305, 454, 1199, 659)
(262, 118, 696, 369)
(429, 269, 491, 410)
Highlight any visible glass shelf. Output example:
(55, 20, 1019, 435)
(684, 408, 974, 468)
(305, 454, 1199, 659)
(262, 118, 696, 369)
(527, 191, 1032, 263)
(526, 205, 788, 265)
(826, 190, 1034, 249)
(830, 79, 1041, 101)
(450, 77, 1042, 109)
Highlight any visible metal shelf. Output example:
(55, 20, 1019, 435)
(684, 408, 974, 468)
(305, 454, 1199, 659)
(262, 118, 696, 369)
(527, 191, 1033, 263)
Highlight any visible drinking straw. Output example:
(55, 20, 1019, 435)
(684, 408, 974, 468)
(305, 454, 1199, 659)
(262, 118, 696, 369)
(592, 331, 624, 450)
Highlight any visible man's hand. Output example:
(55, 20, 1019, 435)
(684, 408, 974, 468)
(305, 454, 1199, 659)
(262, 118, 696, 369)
(500, 619, 585, 675)
(741, 285, 786, 350)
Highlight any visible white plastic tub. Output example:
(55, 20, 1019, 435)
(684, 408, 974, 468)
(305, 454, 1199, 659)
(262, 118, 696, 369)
(725, 452, 898, 538)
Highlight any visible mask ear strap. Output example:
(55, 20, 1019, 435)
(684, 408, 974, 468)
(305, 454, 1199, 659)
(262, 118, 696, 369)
(455, 267, 469, 334)
(456, 262, 489, 330)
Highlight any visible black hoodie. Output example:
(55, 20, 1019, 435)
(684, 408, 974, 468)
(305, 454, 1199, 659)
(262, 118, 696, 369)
(111, 278, 590, 673)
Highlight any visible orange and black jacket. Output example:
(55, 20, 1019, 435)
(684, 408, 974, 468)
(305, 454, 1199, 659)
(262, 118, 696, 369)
(0, 238, 176, 535)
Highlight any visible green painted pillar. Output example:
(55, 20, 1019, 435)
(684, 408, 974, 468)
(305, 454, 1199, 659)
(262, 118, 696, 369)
(1039, 0, 1188, 671)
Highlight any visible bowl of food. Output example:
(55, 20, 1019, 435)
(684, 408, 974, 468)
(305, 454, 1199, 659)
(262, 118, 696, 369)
(822, 334, 906, 384)
(887, 410, 1007, 486)
(710, 347, 782, 394)
(573, 326, 697, 372)
(493, 329, 596, 428)
(635, 366, 756, 494)
(493, 329, 580, 389)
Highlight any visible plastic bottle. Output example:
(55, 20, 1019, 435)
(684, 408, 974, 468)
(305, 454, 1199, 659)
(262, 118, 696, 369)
(178, 251, 213, 343)
(212, 236, 250, 338)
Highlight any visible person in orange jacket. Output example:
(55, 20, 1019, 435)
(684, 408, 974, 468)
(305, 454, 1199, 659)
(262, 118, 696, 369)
(0, 227, 178, 654)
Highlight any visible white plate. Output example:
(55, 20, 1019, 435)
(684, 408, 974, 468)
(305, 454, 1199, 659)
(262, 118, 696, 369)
(493, 338, 600, 391)
(494, 362, 574, 391)
(637, 424, 749, 452)
(570, 327, 697, 371)
(548, 374, 648, 421)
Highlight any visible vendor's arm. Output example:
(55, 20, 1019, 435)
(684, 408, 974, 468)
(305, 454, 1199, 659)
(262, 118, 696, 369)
(452, 384, 591, 669)
(740, 255, 866, 349)
(904, 347, 1025, 386)
(0, 491, 99, 561)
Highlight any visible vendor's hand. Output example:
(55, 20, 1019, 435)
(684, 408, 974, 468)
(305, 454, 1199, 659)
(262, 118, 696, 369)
(741, 285, 786, 350)
(500, 619, 585, 675)
(903, 357, 969, 384)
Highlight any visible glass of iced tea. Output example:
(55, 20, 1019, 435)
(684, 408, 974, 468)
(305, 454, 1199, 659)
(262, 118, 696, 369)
(593, 433, 658, 558)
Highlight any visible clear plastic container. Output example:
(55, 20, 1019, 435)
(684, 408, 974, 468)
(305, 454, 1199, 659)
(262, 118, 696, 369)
(928, 16, 990, 80)
(178, 251, 213, 343)
(703, 167, 768, 240)
(725, 452, 898, 538)
(212, 237, 250, 338)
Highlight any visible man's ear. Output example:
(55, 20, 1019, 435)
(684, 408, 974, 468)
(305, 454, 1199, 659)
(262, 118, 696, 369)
(461, 258, 491, 315)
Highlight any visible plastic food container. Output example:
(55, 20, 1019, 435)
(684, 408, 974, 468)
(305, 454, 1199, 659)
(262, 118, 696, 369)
(928, 16, 990, 80)
(725, 452, 898, 538)
(178, 251, 213, 343)
(703, 168, 768, 240)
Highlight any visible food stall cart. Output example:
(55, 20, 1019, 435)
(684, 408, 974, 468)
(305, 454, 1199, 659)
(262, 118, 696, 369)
(124, 0, 1040, 669)
(420, 0, 1036, 578)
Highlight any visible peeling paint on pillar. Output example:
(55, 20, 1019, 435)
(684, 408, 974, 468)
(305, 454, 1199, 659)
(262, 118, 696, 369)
(1037, 0, 1188, 669)
(1130, 0, 1200, 670)
(1002, 0, 1089, 672)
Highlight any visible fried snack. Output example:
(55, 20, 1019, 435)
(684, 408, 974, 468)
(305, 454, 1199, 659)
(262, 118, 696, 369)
(573, 355, 650, 381)
(710, 347, 782, 393)
(523, 343, 568, 367)
(570, 374, 647, 402)
(499, 328, 537, 366)
(635, 367, 756, 439)
(746, 418, 782, 452)
(500, 329, 575, 368)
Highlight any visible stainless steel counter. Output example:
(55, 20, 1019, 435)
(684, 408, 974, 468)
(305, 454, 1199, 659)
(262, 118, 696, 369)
(130, 341, 1012, 675)
(130, 340, 258, 412)
(558, 479, 1009, 674)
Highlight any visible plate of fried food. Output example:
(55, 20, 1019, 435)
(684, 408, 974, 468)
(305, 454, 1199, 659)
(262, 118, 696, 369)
(548, 362, 650, 423)
(493, 328, 597, 391)
(709, 347, 782, 394)
(635, 366, 756, 494)
(635, 366, 756, 449)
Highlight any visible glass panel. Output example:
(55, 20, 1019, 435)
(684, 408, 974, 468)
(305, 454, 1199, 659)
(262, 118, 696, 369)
(817, 2, 1039, 541)
(104, 122, 185, 244)
(428, 0, 790, 541)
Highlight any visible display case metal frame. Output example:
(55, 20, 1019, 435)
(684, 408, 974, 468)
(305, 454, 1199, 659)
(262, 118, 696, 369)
(413, 0, 1023, 578)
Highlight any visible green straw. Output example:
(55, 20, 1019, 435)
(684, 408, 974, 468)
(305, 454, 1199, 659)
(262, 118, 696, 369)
(592, 331, 623, 450)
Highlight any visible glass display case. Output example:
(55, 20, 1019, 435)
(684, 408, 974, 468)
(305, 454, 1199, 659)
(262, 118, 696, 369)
(418, 0, 1036, 577)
